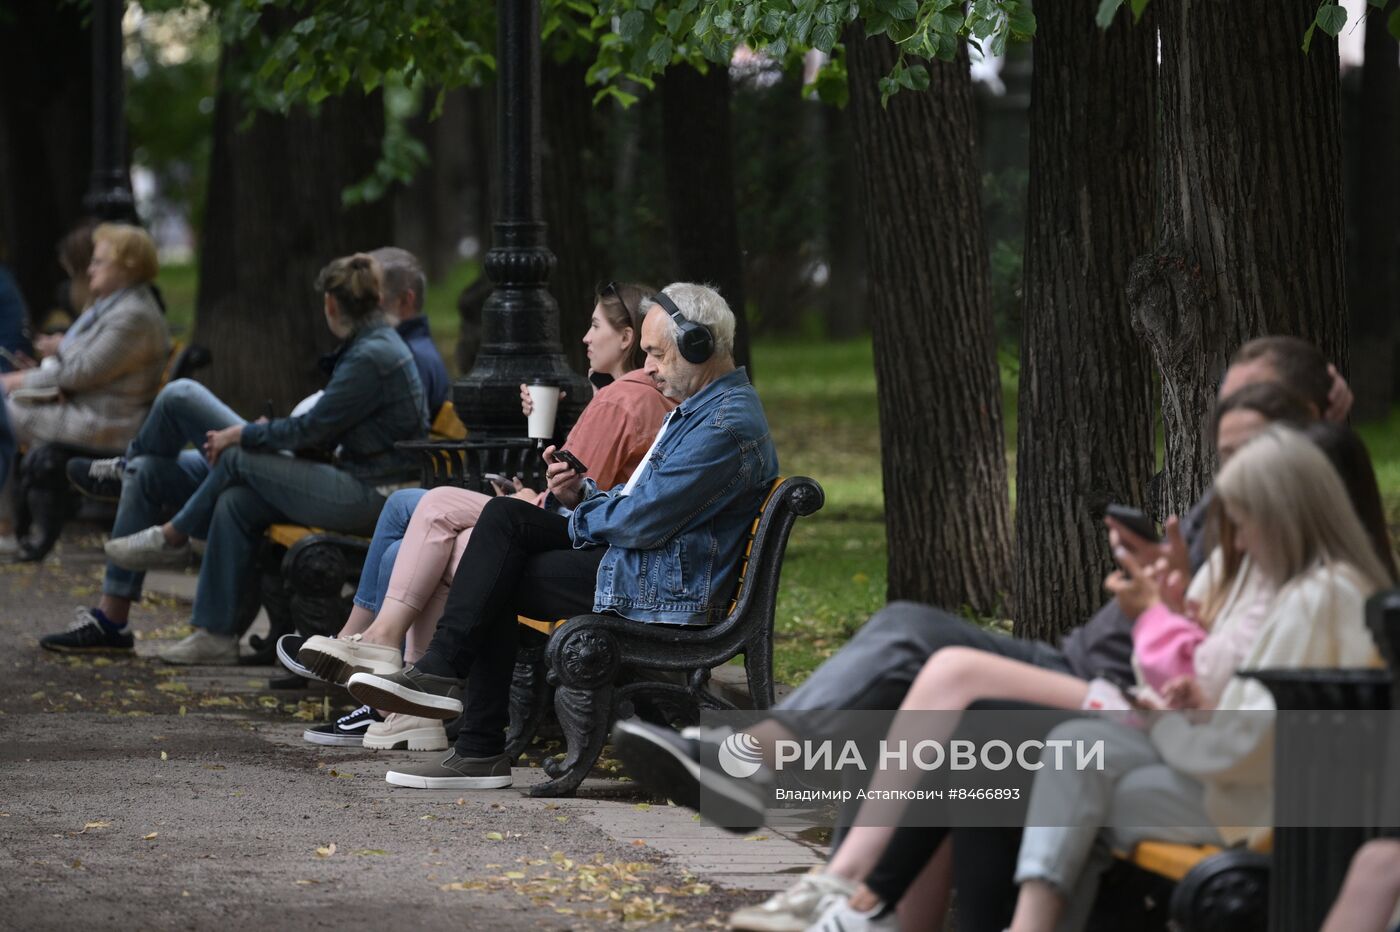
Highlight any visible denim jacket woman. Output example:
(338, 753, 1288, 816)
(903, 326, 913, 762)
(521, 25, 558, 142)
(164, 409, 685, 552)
(239, 320, 426, 484)
(568, 367, 779, 625)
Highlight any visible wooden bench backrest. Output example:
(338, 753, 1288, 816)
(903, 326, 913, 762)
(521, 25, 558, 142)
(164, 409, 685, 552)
(430, 401, 467, 441)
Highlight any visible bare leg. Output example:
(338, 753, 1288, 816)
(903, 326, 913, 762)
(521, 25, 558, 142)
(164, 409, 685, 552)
(336, 605, 375, 638)
(828, 649, 1089, 881)
(1321, 839, 1400, 932)
(160, 521, 188, 546)
(1009, 879, 1064, 932)
(357, 597, 420, 650)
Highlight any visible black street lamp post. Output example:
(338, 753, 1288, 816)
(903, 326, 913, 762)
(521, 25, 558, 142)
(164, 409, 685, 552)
(452, 0, 590, 440)
(85, 0, 138, 222)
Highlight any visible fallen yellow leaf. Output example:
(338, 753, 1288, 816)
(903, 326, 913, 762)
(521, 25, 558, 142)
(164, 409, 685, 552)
(314, 843, 337, 858)
(142, 832, 159, 841)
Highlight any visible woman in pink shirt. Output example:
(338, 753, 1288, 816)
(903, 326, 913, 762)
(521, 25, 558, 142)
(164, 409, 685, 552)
(295, 282, 674, 749)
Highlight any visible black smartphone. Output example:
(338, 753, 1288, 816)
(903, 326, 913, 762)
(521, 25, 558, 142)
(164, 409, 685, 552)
(1105, 504, 1161, 543)
(553, 448, 588, 475)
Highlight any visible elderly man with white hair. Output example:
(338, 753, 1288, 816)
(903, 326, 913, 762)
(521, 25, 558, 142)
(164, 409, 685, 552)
(347, 282, 779, 789)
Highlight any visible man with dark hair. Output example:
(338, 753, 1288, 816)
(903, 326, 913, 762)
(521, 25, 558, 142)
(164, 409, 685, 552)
(1226, 335, 1349, 420)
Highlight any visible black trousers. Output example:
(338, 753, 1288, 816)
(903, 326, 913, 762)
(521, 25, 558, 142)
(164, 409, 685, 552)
(420, 496, 604, 757)
(854, 700, 1082, 926)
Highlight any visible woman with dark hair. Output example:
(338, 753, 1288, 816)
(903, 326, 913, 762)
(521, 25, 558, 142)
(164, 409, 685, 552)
(291, 281, 675, 751)
(89, 254, 427, 665)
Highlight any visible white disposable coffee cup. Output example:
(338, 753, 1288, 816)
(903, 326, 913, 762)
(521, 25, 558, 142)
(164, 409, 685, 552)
(526, 380, 561, 442)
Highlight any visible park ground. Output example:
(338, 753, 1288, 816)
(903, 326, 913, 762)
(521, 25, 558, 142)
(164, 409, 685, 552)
(3, 273, 1399, 929)
(0, 539, 825, 930)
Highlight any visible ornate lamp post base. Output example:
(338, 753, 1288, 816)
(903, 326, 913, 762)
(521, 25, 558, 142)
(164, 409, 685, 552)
(453, 0, 589, 440)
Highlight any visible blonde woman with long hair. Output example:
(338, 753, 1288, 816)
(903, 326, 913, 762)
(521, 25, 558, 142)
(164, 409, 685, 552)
(1008, 424, 1394, 932)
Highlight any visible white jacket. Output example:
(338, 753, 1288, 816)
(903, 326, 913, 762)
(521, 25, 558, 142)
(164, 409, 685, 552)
(1149, 561, 1379, 843)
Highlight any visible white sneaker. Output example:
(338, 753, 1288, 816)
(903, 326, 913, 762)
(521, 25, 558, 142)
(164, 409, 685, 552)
(729, 873, 858, 932)
(805, 897, 897, 932)
(297, 633, 403, 685)
(105, 525, 191, 571)
(363, 713, 449, 751)
(0, 534, 19, 559)
(157, 629, 239, 665)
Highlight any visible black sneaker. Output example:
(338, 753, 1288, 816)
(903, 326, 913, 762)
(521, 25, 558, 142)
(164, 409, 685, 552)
(345, 665, 464, 719)
(385, 751, 513, 789)
(612, 718, 771, 833)
(39, 608, 134, 653)
(302, 704, 383, 747)
(276, 633, 316, 678)
(67, 456, 125, 501)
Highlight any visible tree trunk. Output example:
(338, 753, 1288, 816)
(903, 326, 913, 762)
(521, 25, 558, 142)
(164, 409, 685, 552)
(1013, 3, 1159, 641)
(1127, 0, 1349, 518)
(394, 88, 475, 287)
(845, 28, 1013, 615)
(194, 52, 392, 414)
(541, 56, 608, 374)
(1347, 6, 1400, 422)
(0, 1, 92, 320)
(660, 64, 752, 373)
(457, 83, 495, 373)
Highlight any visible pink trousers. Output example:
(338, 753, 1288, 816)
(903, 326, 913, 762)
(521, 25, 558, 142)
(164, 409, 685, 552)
(383, 486, 490, 656)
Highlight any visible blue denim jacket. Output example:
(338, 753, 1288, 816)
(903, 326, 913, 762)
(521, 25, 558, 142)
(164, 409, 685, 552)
(240, 322, 427, 483)
(569, 367, 778, 625)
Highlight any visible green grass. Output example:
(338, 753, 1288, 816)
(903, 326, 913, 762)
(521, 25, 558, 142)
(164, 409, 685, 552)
(751, 339, 888, 684)
(1358, 406, 1400, 529)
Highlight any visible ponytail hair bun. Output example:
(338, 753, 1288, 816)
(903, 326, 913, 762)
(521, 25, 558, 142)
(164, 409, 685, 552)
(316, 252, 384, 326)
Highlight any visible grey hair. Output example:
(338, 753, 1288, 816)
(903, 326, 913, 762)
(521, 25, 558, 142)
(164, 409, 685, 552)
(369, 246, 426, 313)
(638, 282, 736, 359)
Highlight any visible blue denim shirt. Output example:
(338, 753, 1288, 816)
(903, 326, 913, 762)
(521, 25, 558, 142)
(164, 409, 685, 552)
(240, 322, 427, 483)
(568, 367, 778, 625)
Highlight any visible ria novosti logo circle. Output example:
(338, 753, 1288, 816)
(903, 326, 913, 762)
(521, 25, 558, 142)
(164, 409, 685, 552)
(717, 731, 764, 778)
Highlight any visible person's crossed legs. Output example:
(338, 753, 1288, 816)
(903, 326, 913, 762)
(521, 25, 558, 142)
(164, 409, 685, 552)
(345, 496, 603, 789)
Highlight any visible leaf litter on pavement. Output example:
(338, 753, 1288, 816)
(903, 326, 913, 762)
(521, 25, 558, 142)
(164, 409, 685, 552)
(439, 850, 714, 926)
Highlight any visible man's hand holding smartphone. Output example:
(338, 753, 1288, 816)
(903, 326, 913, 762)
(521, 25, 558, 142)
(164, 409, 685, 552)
(543, 445, 585, 509)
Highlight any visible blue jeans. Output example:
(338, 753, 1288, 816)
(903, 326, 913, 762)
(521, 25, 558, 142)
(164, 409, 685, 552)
(104, 379, 243, 601)
(172, 446, 386, 635)
(352, 487, 428, 613)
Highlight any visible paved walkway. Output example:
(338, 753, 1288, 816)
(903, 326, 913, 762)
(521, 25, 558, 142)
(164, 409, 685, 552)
(0, 534, 821, 930)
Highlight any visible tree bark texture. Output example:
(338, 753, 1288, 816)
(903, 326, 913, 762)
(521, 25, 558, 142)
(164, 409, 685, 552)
(1013, 3, 1158, 640)
(1127, 0, 1349, 518)
(1346, 7, 1400, 421)
(541, 55, 609, 374)
(845, 28, 1013, 615)
(660, 64, 752, 373)
(0, 1, 92, 321)
(195, 53, 392, 415)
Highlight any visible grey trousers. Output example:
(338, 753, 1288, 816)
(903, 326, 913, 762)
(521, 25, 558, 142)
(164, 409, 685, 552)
(775, 600, 1073, 738)
(1015, 717, 1224, 932)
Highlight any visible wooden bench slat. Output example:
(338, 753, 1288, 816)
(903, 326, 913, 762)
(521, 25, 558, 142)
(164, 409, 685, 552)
(268, 524, 321, 549)
(1124, 841, 1224, 882)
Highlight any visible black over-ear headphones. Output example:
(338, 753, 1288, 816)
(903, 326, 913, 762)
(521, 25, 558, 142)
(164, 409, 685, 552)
(651, 291, 714, 364)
